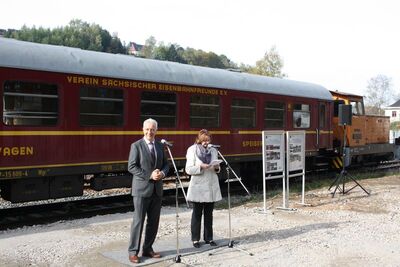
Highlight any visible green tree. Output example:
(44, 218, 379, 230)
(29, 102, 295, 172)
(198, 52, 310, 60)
(4, 19, 125, 54)
(5, 25, 50, 43)
(390, 121, 400, 131)
(62, 19, 104, 51)
(154, 43, 187, 63)
(241, 46, 286, 78)
(181, 48, 236, 69)
(141, 36, 157, 58)
(218, 54, 237, 69)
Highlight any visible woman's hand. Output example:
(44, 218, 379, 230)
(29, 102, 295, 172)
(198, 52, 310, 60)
(200, 163, 210, 169)
(214, 165, 220, 172)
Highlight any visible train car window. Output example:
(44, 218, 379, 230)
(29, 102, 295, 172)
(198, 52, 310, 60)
(264, 101, 285, 128)
(140, 91, 176, 127)
(190, 95, 220, 128)
(80, 87, 123, 126)
(350, 100, 365, 115)
(319, 103, 326, 128)
(3, 81, 58, 126)
(293, 104, 310, 128)
(231, 98, 256, 128)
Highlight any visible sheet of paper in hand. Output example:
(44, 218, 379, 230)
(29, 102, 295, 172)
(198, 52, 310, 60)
(209, 159, 222, 167)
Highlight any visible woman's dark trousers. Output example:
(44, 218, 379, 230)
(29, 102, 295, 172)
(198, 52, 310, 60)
(191, 202, 214, 242)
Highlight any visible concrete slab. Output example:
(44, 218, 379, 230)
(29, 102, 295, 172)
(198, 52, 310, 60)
(102, 235, 228, 266)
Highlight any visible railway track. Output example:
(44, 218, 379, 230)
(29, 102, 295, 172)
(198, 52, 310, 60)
(1, 160, 399, 231)
(0, 178, 247, 231)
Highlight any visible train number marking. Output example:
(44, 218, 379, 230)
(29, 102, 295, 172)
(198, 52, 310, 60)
(0, 170, 29, 178)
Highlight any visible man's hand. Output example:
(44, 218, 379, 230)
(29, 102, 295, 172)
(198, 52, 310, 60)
(151, 169, 164, 181)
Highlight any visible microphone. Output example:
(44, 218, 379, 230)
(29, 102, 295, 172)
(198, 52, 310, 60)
(207, 144, 220, 148)
(161, 139, 173, 147)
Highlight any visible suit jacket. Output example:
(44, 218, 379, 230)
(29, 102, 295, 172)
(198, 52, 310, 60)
(128, 138, 170, 197)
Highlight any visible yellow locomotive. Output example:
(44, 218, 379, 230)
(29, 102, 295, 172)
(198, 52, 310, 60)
(331, 90, 393, 166)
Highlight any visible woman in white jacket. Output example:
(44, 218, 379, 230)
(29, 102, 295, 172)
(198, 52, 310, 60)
(185, 129, 222, 248)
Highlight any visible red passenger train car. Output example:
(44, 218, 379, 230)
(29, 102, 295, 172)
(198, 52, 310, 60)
(0, 38, 334, 202)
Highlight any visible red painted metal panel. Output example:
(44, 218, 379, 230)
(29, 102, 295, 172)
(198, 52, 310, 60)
(0, 67, 333, 178)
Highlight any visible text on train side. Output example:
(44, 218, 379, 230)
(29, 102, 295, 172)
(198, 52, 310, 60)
(67, 75, 228, 96)
(0, 146, 33, 156)
(242, 141, 262, 147)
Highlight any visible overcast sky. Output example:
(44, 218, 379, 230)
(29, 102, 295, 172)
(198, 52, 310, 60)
(2, 0, 399, 97)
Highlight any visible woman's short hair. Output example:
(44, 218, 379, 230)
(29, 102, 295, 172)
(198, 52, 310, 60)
(195, 129, 211, 144)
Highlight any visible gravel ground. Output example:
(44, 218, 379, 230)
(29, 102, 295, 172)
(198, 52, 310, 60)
(0, 175, 399, 267)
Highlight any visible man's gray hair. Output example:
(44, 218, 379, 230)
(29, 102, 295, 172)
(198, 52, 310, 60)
(143, 118, 158, 129)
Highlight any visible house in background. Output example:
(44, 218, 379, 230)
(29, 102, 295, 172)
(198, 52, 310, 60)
(128, 42, 143, 57)
(384, 100, 400, 143)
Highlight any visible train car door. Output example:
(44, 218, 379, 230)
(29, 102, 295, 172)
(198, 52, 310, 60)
(317, 102, 330, 149)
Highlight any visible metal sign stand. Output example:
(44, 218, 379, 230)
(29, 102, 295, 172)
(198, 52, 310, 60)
(278, 131, 307, 210)
(261, 131, 285, 213)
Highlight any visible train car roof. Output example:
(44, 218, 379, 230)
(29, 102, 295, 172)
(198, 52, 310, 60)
(0, 38, 332, 101)
(330, 90, 363, 99)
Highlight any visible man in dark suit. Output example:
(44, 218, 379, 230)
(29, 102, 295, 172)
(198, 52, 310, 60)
(128, 118, 170, 264)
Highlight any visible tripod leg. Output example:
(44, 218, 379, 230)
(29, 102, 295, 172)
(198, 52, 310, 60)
(329, 173, 341, 191)
(346, 174, 370, 195)
(331, 171, 345, 197)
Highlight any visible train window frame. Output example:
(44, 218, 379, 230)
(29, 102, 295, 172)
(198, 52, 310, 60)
(79, 87, 124, 127)
(350, 100, 365, 116)
(190, 94, 220, 128)
(293, 103, 310, 129)
(3, 81, 59, 126)
(140, 91, 176, 127)
(264, 101, 285, 129)
(231, 98, 256, 128)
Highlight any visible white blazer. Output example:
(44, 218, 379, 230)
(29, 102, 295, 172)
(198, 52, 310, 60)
(185, 144, 222, 203)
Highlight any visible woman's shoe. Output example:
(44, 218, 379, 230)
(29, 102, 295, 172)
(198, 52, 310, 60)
(206, 240, 217, 246)
(193, 241, 201, 248)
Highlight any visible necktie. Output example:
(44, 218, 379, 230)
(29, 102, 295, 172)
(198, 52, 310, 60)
(149, 142, 156, 164)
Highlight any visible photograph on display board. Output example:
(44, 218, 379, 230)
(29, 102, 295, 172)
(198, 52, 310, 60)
(293, 111, 310, 128)
(288, 133, 305, 171)
(264, 133, 284, 173)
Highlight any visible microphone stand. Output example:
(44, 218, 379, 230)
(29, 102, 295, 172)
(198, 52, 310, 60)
(216, 150, 251, 197)
(329, 124, 369, 197)
(209, 148, 253, 257)
(164, 144, 189, 263)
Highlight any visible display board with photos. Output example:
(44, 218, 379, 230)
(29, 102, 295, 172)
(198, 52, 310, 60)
(262, 131, 285, 178)
(287, 131, 305, 172)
